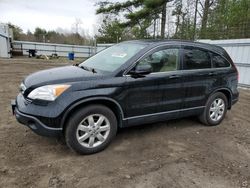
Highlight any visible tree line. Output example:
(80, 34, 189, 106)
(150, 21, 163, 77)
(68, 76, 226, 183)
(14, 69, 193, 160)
(96, 0, 250, 43)
(8, 23, 93, 45)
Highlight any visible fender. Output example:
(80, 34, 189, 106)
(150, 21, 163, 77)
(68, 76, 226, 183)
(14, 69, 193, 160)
(60, 97, 125, 128)
(207, 87, 233, 108)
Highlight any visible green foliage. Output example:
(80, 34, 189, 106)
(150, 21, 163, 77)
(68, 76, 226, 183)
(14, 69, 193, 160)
(144, 0, 166, 8)
(97, 0, 249, 40)
(205, 0, 250, 39)
(8, 23, 23, 40)
(5, 24, 92, 45)
(96, 0, 143, 14)
(34, 27, 47, 42)
(96, 0, 173, 39)
(96, 16, 124, 43)
(170, 0, 250, 40)
(96, 13, 153, 43)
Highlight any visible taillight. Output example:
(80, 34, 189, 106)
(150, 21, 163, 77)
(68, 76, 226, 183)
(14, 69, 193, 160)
(237, 69, 239, 81)
(236, 66, 239, 81)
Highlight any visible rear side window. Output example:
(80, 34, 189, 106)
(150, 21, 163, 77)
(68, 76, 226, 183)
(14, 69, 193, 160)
(183, 47, 211, 70)
(211, 53, 230, 68)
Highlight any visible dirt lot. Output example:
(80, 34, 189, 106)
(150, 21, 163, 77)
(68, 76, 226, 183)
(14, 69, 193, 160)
(0, 57, 250, 188)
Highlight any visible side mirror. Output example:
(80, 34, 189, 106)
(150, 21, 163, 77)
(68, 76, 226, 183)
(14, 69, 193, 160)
(129, 64, 152, 76)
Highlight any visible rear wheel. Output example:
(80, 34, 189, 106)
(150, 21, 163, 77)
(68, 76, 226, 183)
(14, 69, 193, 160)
(199, 92, 228, 126)
(65, 105, 117, 154)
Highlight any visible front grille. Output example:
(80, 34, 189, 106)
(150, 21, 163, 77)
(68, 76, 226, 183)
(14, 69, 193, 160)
(37, 116, 62, 128)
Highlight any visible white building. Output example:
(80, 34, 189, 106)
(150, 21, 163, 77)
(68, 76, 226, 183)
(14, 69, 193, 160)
(0, 24, 12, 58)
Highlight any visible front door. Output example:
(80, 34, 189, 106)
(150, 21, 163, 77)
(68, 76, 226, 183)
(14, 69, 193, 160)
(123, 46, 184, 124)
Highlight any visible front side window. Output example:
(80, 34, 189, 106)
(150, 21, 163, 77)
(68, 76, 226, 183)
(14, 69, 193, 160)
(211, 53, 230, 68)
(183, 47, 211, 70)
(136, 48, 179, 73)
(80, 42, 147, 73)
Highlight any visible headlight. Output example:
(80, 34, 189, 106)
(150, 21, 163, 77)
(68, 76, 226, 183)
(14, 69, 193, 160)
(28, 84, 71, 101)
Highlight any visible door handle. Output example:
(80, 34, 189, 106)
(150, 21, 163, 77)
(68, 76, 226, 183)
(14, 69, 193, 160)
(208, 72, 216, 76)
(169, 75, 181, 79)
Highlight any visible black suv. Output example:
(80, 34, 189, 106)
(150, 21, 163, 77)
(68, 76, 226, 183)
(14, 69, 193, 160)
(11, 40, 239, 154)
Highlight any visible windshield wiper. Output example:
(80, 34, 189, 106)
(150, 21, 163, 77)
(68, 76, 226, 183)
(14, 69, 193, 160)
(73, 64, 97, 73)
(79, 65, 97, 73)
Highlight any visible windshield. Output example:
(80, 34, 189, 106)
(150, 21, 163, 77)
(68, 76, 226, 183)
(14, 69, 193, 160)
(79, 42, 147, 72)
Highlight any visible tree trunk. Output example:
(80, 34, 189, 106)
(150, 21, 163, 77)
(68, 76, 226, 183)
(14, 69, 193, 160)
(200, 0, 211, 38)
(153, 16, 156, 39)
(193, 0, 199, 40)
(161, 1, 167, 39)
(175, 15, 180, 36)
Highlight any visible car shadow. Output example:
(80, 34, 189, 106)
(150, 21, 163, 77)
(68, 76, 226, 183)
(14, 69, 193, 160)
(117, 116, 202, 135)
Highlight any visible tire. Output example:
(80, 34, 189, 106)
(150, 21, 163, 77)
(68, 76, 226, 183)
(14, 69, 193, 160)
(199, 92, 228, 126)
(65, 105, 117, 154)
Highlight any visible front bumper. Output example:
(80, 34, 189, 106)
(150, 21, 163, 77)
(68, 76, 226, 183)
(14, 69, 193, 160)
(11, 100, 62, 137)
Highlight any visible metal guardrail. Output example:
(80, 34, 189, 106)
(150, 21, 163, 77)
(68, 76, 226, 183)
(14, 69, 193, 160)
(12, 41, 96, 58)
(12, 41, 114, 58)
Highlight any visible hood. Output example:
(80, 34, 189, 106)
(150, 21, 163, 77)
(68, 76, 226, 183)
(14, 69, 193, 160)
(23, 65, 102, 88)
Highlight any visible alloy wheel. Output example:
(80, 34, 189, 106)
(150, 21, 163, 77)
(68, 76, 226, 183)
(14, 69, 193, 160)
(209, 98, 225, 122)
(76, 114, 110, 148)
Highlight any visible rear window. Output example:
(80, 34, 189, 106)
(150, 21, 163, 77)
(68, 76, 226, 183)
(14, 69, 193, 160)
(211, 53, 230, 68)
(183, 47, 211, 70)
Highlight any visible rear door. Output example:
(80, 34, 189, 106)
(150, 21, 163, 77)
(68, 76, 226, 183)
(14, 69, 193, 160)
(180, 46, 216, 111)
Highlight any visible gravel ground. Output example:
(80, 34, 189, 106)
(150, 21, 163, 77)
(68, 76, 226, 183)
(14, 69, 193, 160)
(0, 58, 250, 188)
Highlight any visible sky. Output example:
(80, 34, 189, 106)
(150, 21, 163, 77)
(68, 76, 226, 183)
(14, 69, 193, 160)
(0, 0, 101, 36)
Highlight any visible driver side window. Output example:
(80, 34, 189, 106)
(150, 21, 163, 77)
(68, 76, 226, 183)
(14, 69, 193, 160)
(137, 48, 179, 73)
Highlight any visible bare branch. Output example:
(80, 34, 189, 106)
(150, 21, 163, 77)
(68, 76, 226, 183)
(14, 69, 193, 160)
(199, 0, 205, 10)
(125, 7, 143, 29)
(209, 0, 214, 7)
(197, 10, 203, 18)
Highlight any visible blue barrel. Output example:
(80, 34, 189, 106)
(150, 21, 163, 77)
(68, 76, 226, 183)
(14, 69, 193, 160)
(68, 52, 74, 60)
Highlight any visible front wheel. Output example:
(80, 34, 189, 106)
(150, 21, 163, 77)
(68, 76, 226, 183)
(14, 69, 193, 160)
(199, 92, 228, 126)
(65, 105, 117, 154)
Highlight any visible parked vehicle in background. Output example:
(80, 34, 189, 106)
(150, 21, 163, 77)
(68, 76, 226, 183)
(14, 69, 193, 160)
(11, 40, 239, 154)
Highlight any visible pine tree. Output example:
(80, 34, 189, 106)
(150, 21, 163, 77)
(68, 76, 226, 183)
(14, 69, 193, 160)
(96, 0, 173, 39)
